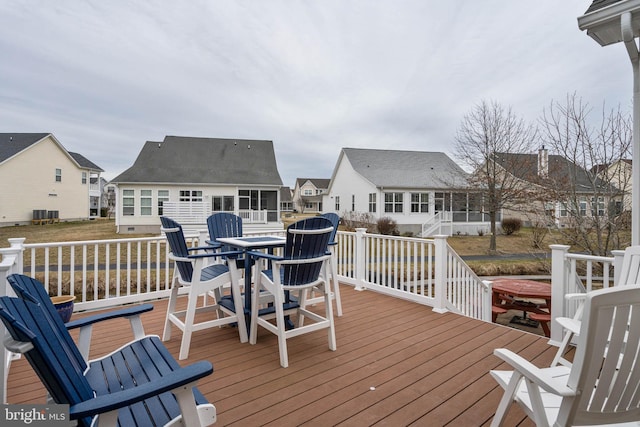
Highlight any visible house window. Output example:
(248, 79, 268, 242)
(335, 196, 340, 211)
(591, 197, 605, 216)
(55, 168, 62, 182)
(384, 192, 403, 213)
(158, 190, 169, 215)
(212, 196, 234, 212)
(368, 193, 376, 213)
(352, 195, 355, 211)
(81, 172, 87, 184)
(560, 203, 568, 217)
(411, 193, 429, 213)
(140, 190, 152, 216)
(579, 197, 587, 216)
(303, 189, 313, 196)
(179, 190, 202, 202)
(305, 202, 314, 210)
(123, 190, 134, 216)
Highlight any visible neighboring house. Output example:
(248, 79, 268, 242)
(591, 159, 632, 213)
(69, 152, 105, 218)
(292, 178, 330, 213)
(280, 186, 293, 212)
(0, 133, 103, 227)
(490, 148, 619, 228)
(110, 136, 284, 233)
(323, 148, 484, 236)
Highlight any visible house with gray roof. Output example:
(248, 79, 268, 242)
(0, 133, 104, 226)
(323, 148, 484, 236)
(292, 178, 330, 213)
(110, 136, 284, 233)
(488, 148, 622, 228)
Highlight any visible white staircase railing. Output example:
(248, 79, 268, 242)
(421, 211, 453, 237)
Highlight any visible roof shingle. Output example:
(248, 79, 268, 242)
(111, 136, 283, 185)
(341, 148, 468, 188)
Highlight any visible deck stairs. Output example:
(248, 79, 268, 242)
(421, 211, 453, 237)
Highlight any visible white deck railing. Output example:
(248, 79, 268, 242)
(162, 202, 271, 224)
(549, 244, 624, 345)
(421, 211, 453, 237)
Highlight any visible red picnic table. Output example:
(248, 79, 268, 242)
(491, 278, 552, 337)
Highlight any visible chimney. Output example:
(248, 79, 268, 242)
(538, 146, 548, 177)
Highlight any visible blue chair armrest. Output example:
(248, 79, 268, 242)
(69, 361, 213, 419)
(65, 304, 154, 330)
(205, 240, 223, 249)
(186, 244, 222, 253)
(187, 250, 243, 259)
(246, 250, 282, 262)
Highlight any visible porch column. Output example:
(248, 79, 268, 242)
(550, 244, 570, 346)
(432, 235, 448, 313)
(612, 249, 625, 285)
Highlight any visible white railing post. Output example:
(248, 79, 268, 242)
(0, 238, 25, 404)
(354, 228, 367, 291)
(612, 249, 625, 285)
(550, 244, 570, 345)
(432, 235, 448, 313)
(481, 280, 493, 322)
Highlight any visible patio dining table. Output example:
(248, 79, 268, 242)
(214, 235, 286, 328)
(491, 277, 552, 336)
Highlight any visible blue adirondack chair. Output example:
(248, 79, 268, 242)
(7, 273, 153, 361)
(0, 294, 217, 426)
(248, 217, 336, 368)
(161, 216, 248, 360)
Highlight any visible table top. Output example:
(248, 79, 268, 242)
(491, 278, 551, 299)
(216, 235, 286, 249)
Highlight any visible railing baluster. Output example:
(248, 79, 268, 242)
(82, 244, 87, 303)
(93, 243, 99, 301)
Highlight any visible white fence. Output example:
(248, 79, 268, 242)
(1, 230, 490, 317)
(162, 202, 269, 224)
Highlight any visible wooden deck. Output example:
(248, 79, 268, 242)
(6, 284, 558, 426)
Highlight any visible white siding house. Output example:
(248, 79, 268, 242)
(0, 133, 103, 226)
(323, 148, 488, 236)
(110, 136, 284, 234)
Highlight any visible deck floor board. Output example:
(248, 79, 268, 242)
(6, 284, 554, 426)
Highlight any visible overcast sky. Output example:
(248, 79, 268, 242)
(0, 1, 632, 186)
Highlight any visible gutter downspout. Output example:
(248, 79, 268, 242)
(622, 12, 640, 246)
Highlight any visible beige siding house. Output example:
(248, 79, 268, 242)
(0, 133, 103, 226)
(292, 178, 330, 213)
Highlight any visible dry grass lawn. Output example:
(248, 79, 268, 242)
(0, 218, 556, 276)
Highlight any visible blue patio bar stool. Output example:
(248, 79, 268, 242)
(248, 216, 336, 368)
(306, 212, 343, 316)
(161, 216, 248, 360)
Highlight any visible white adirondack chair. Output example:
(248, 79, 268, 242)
(553, 245, 640, 367)
(490, 285, 640, 427)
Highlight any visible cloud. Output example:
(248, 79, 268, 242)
(0, 0, 632, 185)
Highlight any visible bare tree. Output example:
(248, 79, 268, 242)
(538, 93, 632, 255)
(454, 100, 537, 253)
